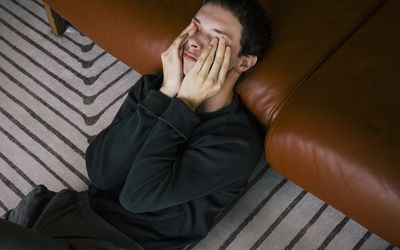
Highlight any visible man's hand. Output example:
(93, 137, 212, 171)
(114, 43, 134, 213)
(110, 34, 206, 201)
(177, 37, 231, 111)
(160, 23, 197, 98)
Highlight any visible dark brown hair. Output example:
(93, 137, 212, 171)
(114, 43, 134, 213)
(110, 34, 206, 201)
(202, 0, 272, 59)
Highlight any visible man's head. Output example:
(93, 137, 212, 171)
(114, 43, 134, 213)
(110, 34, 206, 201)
(182, 0, 272, 76)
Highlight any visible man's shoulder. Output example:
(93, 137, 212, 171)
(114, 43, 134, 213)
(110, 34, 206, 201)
(138, 74, 163, 91)
(128, 74, 163, 99)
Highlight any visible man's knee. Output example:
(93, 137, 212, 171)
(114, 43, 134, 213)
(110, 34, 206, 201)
(0, 218, 67, 250)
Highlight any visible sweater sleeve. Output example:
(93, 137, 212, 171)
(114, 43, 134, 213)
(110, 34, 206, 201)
(119, 98, 259, 213)
(85, 76, 171, 190)
(109, 74, 166, 125)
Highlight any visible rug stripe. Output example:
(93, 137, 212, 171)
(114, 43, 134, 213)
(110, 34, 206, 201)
(0, 128, 74, 191)
(12, 0, 49, 25)
(1, 57, 129, 148)
(0, 157, 33, 198)
(318, 216, 349, 249)
(0, 199, 8, 212)
(0, 126, 74, 189)
(0, 35, 92, 100)
(285, 203, 329, 249)
(191, 168, 285, 250)
(0, 106, 89, 185)
(0, 16, 111, 85)
(0, 172, 25, 199)
(353, 231, 372, 250)
(0, 3, 106, 67)
(249, 190, 308, 249)
(186, 165, 270, 250)
(0, 152, 36, 188)
(0, 180, 21, 211)
(0, 34, 130, 112)
(13, 0, 96, 51)
(0, 62, 89, 138)
(1, 62, 130, 143)
(32, 0, 43, 8)
(0, 48, 131, 127)
(219, 178, 288, 249)
(0, 79, 85, 156)
(83, 88, 132, 129)
(1, 2, 101, 63)
(215, 165, 270, 222)
(83, 68, 133, 106)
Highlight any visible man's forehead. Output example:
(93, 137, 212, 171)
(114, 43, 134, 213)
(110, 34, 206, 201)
(192, 16, 232, 39)
(193, 4, 242, 41)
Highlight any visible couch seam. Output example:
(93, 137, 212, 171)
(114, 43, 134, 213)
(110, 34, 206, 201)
(265, 0, 391, 157)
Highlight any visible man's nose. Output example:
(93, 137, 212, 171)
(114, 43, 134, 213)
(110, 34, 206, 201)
(187, 31, 208, 51)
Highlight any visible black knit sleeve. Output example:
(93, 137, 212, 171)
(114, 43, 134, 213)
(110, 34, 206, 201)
(119, 98, 261, 213)
(85, 75, 171, 190)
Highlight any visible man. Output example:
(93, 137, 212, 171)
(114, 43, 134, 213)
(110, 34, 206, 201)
(0, 0, 271, 249)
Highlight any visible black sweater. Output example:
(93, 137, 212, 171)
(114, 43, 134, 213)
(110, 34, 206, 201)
(86, 74, 263, 249)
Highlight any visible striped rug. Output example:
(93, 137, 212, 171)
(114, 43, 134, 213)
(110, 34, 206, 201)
(0, 0, 398, 249)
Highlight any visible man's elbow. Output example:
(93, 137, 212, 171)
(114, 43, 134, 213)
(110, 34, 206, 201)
(86, 163, 116, 190)
(119, 187, 160, 213)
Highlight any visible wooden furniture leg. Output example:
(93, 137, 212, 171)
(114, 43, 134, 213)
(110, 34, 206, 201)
(44, 3, 67, 36)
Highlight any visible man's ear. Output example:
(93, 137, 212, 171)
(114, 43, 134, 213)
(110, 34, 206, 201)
(237, 55, 258, 73)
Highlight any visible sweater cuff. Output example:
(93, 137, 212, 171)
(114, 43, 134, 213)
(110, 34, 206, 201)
(159, 98, 201, 140)
(138, 89, 171, 116)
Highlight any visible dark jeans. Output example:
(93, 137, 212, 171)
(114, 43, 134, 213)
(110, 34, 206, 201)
(0, 186, 144, 250)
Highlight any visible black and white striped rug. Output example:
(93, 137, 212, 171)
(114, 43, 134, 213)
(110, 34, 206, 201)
(0, 0, 398, 249)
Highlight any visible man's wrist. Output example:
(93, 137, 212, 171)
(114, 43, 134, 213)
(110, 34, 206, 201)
(176, 95, 201, 112)
(159, 86, 176, 98)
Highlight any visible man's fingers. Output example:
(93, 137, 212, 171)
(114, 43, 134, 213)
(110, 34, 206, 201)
(173, 23, 197, 49)
(191, 39, 216, 73)
(162, 23, 196, 57)
(207, 38, 227, 79)
(179, 24, 197, 50)
(199, 38, 218, 76)
(172, 33, 187, 49)
(179, 22, 195, 36)
(217, 46, 232, 84)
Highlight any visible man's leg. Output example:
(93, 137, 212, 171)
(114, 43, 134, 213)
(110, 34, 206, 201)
(0, 218, 68, 250)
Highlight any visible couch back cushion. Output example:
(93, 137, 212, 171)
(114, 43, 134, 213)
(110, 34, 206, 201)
(266, 0, 400, 244)
(46, 0, 383, 128)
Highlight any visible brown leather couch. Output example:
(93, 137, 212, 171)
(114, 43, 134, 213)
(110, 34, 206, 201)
(43, 0, 400, 245)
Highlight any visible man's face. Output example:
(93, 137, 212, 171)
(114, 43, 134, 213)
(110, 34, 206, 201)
(182, 3, 243, 75)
